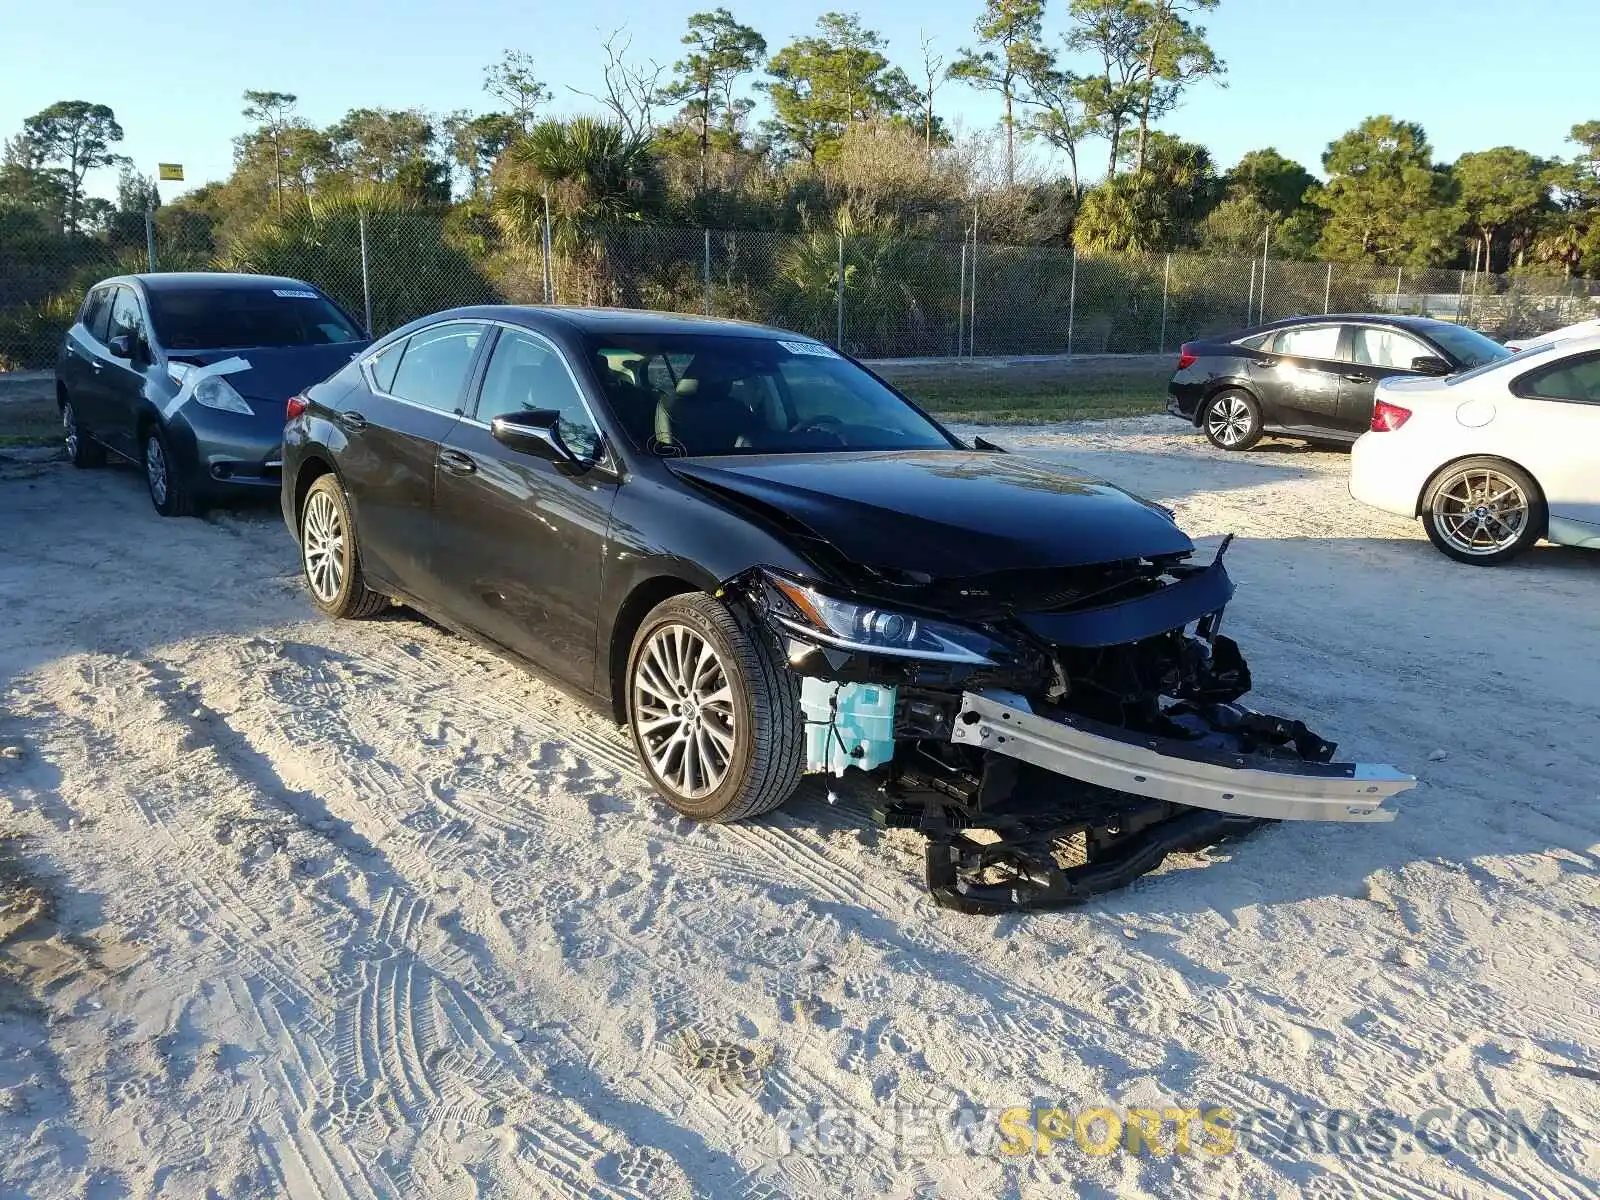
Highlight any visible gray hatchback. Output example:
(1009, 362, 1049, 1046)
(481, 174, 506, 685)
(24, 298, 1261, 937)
(56, 273, 369, 515)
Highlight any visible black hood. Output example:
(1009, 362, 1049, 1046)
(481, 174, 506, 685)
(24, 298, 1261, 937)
(667, 450, 1193, 578)
(166, 343, 369, 402)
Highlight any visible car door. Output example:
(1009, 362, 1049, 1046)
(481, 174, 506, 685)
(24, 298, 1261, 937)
(336, 320, 487, 602)
(1506, 350, 1600, 536)
(430, 325, 619, 691)
(1337, 324, 1437, 430)
(101, 286, 157, 456)
(1252, 324, 1346, 431)
(61, 287, 116, 435)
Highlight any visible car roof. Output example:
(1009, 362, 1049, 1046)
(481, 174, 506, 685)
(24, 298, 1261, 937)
(416, 304, 816, 342)
(1247, 313, 1463, 335)
(129, 272, 324, 294)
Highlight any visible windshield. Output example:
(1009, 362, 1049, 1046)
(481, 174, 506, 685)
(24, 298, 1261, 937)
(1426, 323, 1513, 370)
(582, 333, 955, 457)
(1445, 343, 1549, 385)
(148, 286, 364, 350)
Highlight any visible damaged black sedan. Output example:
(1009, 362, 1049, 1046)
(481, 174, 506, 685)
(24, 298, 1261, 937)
(282, 307, 1413, 912)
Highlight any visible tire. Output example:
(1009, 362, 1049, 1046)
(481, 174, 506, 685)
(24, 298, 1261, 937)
(298, 474, 390, 618)
(143, 424, 196, 517)
(60, 395, 105, 468)
(1202, 389, 1264, 451)
(1420, 457, 1544, 566)
(625, 593, 803, 823)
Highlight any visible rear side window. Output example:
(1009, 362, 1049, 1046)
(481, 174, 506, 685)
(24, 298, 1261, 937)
(1271, 326, 1341, 360)
(388, 322, 486, 412)
(367, 340, 406, 393)
(82, 288, 114, 342)
(1517, 354, 1600, 404)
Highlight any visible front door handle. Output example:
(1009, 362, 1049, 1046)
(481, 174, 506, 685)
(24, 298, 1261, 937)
(438, 448, 476, 475)
(1342, 373, 1370, 383)
(339, 410, 368, 431)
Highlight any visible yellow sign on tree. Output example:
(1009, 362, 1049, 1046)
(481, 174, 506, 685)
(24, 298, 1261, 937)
(158, 163, 184, 181)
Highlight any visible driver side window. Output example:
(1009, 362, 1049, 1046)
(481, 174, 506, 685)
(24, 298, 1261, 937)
(476, 329, 599, 458)
(107, 288, 148, 357)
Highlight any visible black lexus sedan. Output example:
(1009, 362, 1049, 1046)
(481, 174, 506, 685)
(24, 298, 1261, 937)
(280, 306, 1410, 909)
(1167, 314, 1512, 450)
(57, 273, 368, 514)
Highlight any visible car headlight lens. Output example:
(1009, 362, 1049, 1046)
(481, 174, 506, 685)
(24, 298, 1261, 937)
(191, 375, 254, 414)
(765, 574, 1002, 665)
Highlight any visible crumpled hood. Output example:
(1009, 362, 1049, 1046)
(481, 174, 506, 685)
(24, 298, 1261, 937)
(668, 449, 1193, 577)
(166, 343, 369, 403)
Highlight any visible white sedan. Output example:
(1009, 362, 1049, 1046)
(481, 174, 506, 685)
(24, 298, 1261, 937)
(1505, 316, 1600, 353)
(1350, 333, 1600, 564)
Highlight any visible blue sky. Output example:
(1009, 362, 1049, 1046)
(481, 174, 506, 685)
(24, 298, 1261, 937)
(2, 0, 1596, 201)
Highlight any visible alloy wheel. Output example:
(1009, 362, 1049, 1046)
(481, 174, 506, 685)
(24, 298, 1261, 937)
(302, 490, 346, 603)
(1430, 468, 1529, 557)
(1206, 395, 1254, 447)
(62, 403, 79, 459)
(632, 623, 738, 800)
(145, 434, 168, 506)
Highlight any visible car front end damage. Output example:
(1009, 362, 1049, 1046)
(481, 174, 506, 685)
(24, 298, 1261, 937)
(724, 539, 1413, 913)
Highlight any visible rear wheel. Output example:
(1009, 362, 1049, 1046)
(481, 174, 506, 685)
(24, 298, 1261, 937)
(625, 593, 803, 822)
(1203, 389, 1264, 451)
(144, 425, 196, 517)
(1421, 458, 1544, 565)
(299, 474, 389, 618)
(61, 397, 105, 468)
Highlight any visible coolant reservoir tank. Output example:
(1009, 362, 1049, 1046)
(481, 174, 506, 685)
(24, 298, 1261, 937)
(800, 679, 898, 776)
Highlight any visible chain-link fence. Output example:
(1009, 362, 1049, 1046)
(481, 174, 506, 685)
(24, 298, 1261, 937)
(4, 207, 1599, 370)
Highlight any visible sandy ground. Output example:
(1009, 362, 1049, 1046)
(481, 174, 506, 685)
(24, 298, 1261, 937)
(1, 418, 1597, 1199)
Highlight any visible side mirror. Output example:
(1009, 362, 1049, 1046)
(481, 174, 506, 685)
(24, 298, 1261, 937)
(108, 333, 134, 359)
(491, 409, 587, 466)
(1410, 355, 1451, 376)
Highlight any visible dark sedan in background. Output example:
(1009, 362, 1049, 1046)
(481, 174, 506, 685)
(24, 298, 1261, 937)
(57, 273, 368, 514)
(1167, 314, 1512, 450)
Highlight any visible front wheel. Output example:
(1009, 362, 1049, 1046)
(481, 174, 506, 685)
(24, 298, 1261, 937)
(144, 425, 196, 517)
(1203, 390, 1264, 451)
(299, 474, 390, 618)
(1420, 458, 1544, 565)
(625, 593, 803, 822)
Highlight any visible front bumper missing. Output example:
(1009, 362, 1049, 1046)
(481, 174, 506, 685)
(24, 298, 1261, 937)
(950, 691, 1413, 823)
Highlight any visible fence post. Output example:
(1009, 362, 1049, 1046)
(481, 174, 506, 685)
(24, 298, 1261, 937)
(1246, 260, 1256, 325)
(968, 236, 978, 357)
(1394, 266, 1403, 311)
(357, 210, 374, 335)
(1159, 253, 1171, 353)
(144, 207, 157, 272)
(835, 233, 845, 347)
(1324, 262, 1333, 314)
(957, 241, 967, 356)
(1066, 249, 1078, 356)
(1259, 226, 1271, 324)
(703, 229, 712, 316)
(541, 189, 554, 304)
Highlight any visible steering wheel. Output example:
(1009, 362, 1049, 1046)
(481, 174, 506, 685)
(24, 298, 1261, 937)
(792, 415, 848, 444)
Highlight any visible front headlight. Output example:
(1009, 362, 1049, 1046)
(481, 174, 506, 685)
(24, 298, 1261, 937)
(191, 375, 254, 414)
(765, 573, 1002, 665)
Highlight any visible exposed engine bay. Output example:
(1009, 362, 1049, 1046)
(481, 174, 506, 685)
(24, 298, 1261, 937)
(727, 538, 1414, 913)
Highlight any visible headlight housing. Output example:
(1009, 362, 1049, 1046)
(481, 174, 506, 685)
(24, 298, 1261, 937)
(763, 573, 1004, 665)
(191, 375, 254, 414)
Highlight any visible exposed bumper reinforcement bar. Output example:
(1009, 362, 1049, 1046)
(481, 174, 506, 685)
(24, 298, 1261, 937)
(949, 691, 1414, 823)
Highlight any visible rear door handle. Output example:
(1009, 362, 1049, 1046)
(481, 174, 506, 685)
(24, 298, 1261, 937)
(1342, 373, 1370, 383)
(438, 448, 476, 475)
(339, 410, 368, 431)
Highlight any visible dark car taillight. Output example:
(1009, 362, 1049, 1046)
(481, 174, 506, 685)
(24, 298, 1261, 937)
(1176, 344, 1197, 371)
(1370, 400, 1411, 432)
(286, 394, 308, 420)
